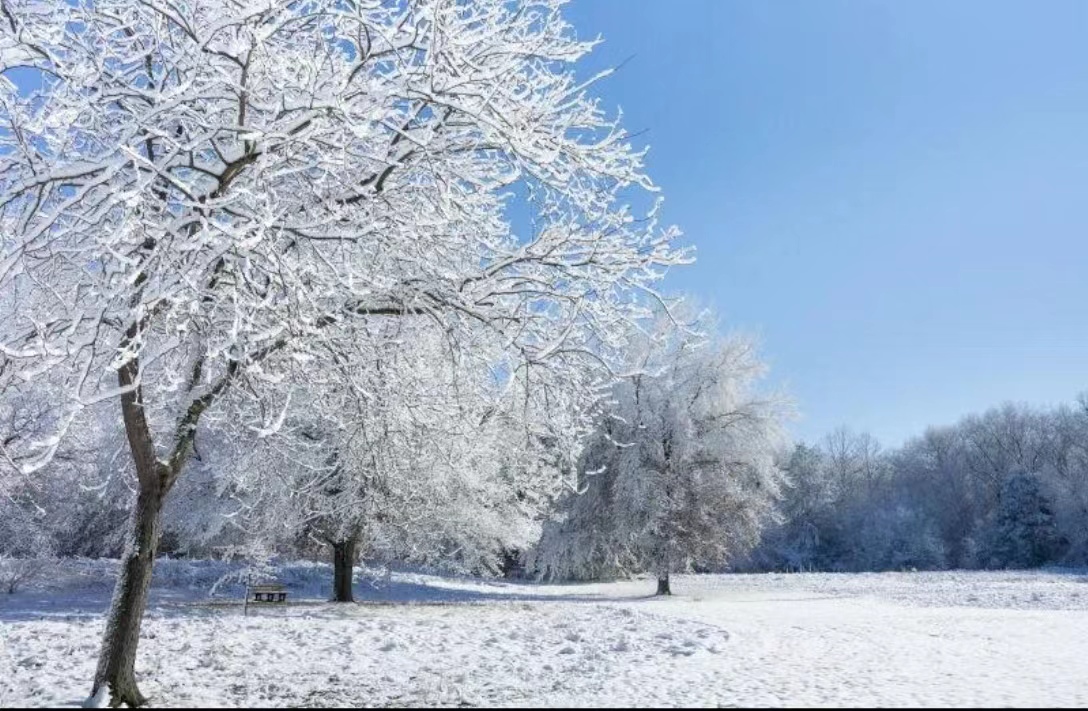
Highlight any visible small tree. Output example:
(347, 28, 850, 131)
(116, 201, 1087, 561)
(0, 469, 56, 594)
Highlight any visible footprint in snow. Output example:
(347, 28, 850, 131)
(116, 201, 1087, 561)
(667, 646, 696, 657)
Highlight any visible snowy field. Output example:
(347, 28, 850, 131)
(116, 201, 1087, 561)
(3, 561, 1087, 707)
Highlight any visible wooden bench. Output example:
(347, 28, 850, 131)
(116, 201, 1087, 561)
(244, 583, 287, 615)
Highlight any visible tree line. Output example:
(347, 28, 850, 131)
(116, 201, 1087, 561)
(749, 397, 1088, 573)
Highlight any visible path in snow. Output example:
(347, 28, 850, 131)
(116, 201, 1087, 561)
(2, 565, 1086, 707)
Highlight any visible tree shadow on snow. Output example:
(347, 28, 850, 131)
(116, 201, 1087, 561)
(341, 576, 658, 606)
(0, 586, 235, 622)
(0, 576, 660, 622)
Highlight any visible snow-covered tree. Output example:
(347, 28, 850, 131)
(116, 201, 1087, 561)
(0, 380, 131, 559)
(0, 0, 686, 704)
(230, 319, 567, 602)
(1041, 399, 1088, 564)
(984, 471, 1064, 569)
(530, 312, 790, 595)
(0, 390, 56, 564)
(744, 442, 831, 572)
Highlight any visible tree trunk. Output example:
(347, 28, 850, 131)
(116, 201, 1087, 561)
(656, 573, 671, 596)
(500, 547, 523, 579)
(86, 351, 185, 708)
(331, 536, 357, 603)
(86, 485, 164, 708)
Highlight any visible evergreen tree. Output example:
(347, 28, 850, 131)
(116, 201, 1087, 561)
(986, 472, 1064, 568)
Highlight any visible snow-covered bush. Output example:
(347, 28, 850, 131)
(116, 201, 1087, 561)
(0, 554, 55, 594)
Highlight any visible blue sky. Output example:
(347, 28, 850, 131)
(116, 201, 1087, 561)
(6, 2, 1083, 448)
(565, 0, 1088, 447)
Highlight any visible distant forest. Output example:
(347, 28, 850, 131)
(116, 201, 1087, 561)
(748, 396, 1088, 572)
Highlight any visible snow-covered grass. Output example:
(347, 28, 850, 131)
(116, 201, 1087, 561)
(2, 561, 1087, 707)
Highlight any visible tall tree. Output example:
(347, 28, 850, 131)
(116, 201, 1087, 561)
(0, 1, 686, 704)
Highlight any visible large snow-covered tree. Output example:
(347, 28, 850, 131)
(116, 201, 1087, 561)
(228, 318, 569, 602)
(530, 312, 790, 595)
(0, 0, 686, 704)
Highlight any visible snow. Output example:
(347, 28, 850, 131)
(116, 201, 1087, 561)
(81, 686, 109, 709)
(2, 562, 1087, 707)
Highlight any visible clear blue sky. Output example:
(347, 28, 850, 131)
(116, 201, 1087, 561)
(565, 0, 1088, 447)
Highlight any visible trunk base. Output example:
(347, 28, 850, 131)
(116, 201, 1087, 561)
(90, 487, 163, 709)
(656, 575, 671, 596)
(84, 679, 148, 709)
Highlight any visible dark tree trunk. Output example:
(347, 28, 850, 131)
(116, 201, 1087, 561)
(332, 536, 357, 603)
(500, 547, 523, 579)
(86, 485, 164, 708)
(656, 574, 671, 596)
(86, 351, 189, 708)
(85, 201, 254, 707)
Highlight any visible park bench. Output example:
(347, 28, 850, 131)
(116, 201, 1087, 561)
(244, 583, 287, 615)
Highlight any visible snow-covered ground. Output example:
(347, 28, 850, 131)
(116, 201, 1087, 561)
(2, 561, 1087, 707)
